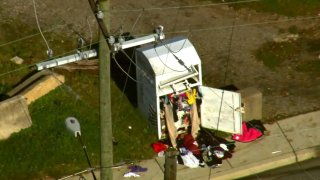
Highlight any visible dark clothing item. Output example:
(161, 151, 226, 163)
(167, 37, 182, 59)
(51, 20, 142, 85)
(232, 121, 264, 143)
(128, 165, 148, 172)
(246, 119, 266, 134)
(196, 128, 236, 167)
(197, 129, 236, 152)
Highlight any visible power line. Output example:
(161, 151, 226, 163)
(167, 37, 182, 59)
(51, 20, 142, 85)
(0, 65, 35, 78)
(105, 15, 320, 41)
(208, 88, 235, 110)
(209, 12, 237, 178)
(120, 49, 155, 84)
(0, 32, 147, 80)
(110, 0, 261, 12)
(32, 0, 52, 57)
(165, 15, 320, 34)
(49, 69, 82, 101)
(1, 14, 319, 52)
(111, 10, 147, 112)
(112, 54, 140, 83)
(213, 11, 237, 134)
(159, 35, 193, 72)
(114, 48, 136, 119)
(0, 24, 67, 48)
(58, 162, 128, 180)
(130, 10, 144, 33)
(0, 40, 101, 78)
(158, 42, 173, 86)
(86, 16, 93, 50)
(1, 13, 319, 88)
(154, 46, 187, 73)
(223, 11, 237, 85)
(156, 31, 190, 87)
(159, 26, 192, 55)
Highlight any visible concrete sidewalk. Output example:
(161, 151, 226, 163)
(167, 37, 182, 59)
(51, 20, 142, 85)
(65, 111, 320, 180)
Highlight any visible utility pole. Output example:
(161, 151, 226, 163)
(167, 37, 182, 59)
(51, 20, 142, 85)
(99, 24, 113, 180)
(87, 1, 165, 179)
(97, 1, 113, 180)
(164, 148, 178, 180)
(87, 0, 113, 179)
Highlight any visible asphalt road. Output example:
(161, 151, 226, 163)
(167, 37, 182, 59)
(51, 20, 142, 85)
(241, 157, 320, 180)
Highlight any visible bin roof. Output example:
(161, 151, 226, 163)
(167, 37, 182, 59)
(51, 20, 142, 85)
(136, 37, 201, 77)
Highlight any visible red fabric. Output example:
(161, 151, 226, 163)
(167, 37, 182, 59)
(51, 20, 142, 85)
(183, 134, 201, 156)
(152, 142, 168, 153)
(232, 122, 263, 143)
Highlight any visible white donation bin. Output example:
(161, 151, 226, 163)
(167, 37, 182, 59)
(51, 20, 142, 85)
(135, 37, 242, 139)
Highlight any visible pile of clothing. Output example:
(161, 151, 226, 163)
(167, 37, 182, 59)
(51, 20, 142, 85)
(157, 87, 237, 168)
(159, 88, 201, 148)
(177, 129, 235, 168)
(156, 86, 267, 168)
(152, 128, 236, 168)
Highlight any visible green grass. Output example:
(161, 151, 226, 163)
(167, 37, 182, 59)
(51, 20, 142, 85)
(288, 25, 299, 34)
(306, 38, 320, 53)
(256, 51, 280, 70)
(296, 60, 320, 73)
(0, 19, 157, 179)
(0, 88, 100, 179)
(255, 25, 320, 74)
(0, 20, 78, 88)
(0, 72, 157, 179)
(255, 41, 297, 70)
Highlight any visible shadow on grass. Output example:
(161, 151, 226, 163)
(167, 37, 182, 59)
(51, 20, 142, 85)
(97, 32, 138, 107)
(110, 47, 138, 107)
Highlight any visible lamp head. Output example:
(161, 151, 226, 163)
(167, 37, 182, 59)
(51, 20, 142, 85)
(65, 117, 81, 137)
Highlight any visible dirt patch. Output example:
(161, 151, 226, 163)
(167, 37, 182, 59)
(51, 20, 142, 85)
(1, 0, 320, 122)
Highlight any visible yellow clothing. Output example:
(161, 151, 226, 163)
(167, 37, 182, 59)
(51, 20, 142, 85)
(186, 89, 197, 105)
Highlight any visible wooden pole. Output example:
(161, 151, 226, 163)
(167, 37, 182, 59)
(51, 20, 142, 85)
(164, 148, 178, 180)
(87, 0, 113, 179)
(98, 0, 113, 179)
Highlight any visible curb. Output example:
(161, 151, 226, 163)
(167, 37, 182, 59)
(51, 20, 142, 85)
(208, 146, 320, 180)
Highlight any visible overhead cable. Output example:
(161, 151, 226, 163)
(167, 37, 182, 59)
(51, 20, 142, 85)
(165, 15, 320, 34)
(223, 11, 237, 85)
(0, 65, 35, 78)
(154, 46, 188, 72)
(49, 69, 81, 101)
(112, 54, 141, 83)
(0, 24, 66, 48)
(114, 48, 136, 119)
(32, 0, 53, 58)
(86, 16, 93, 50)
(0, 40, 100, 78)
(109, 15, 320, 40)
(120, 49, 158, 85)
(58, 162, 127, 180)
(110, 0, 260, 12)
(1, 14, 319, 50)
(120, 49, 143, 73)
(210, 14, 237, 179)
(131, 10, 144, 33)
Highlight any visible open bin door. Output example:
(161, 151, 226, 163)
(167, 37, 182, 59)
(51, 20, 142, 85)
(200, 86, 242, 134)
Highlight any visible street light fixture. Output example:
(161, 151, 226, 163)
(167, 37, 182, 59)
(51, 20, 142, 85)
(65, 117, 97, 180)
